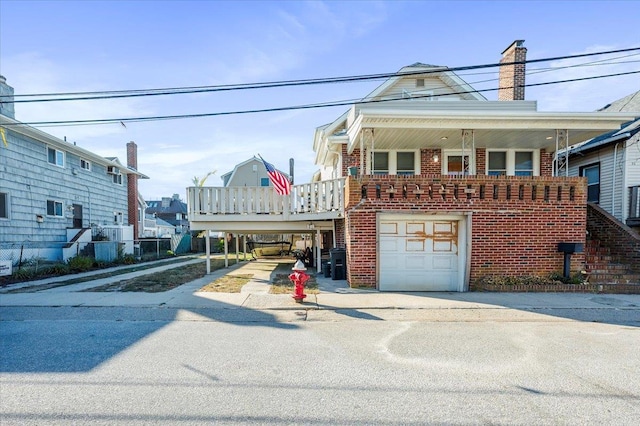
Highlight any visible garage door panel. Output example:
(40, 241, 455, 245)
(404, 255, 427, 269)
(380, 222, 398, 234)
(432, 255, 457, 270)
(406, 238, 425, 251)
(379, 237, 399, 252)
(406, 222, 425, 235)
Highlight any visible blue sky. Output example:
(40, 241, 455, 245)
(1, 0, 639, 199)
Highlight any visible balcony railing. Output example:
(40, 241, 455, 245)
(188, 178, 345, 220)
(189, 174, 587, 223)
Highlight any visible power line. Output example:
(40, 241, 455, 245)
(3, 46, 640, 103)
(6, 69, 639, 128)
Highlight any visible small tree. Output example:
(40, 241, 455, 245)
(192, 170, 217, 187)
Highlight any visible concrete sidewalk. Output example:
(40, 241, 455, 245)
(1, 257, 639, 314)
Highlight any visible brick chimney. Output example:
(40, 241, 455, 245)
(498, 40, 527, 101)
(126, 141, 139, 240)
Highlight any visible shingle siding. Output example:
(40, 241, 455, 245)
(0, 128, 129, 245)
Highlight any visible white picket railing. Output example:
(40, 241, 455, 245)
(187, 178, 345, 217)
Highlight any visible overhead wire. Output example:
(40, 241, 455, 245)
(3, 46, 640, 103)
(7, 69, 639, 128)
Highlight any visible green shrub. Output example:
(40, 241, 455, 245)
(67, 256, 95, 272)
(42, 263, 70, 276)
(119, 254, 137, 265)
(11, 268, 36, 281)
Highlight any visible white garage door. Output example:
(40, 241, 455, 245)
(379, 214, 465, 291)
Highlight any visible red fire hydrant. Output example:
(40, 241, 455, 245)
(289, 260, 310, 303)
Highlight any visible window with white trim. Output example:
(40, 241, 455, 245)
(372, 150, 418, 175)
(80, 159, 91, 171)
(580, 163, 600, 203)
(46, 200, 63, 217)
(486, 149, 539, 176)
(442, 150, 474, 176)
(112, 173, 123, 185)
(0, 192, 9, 219)
(47, 147, 65, 167)
(373, 152, 389, 174)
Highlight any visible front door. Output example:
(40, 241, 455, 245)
(72, 204, 83, 228)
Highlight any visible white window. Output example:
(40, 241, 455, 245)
(581, 163, 600, 203)
(112, 173, 123, 185)
(0, 192, 8, 219)
(371, 150, 419, 175)
(442, 150, 474, 176)
(80, 159, 91, 171)
(487, 149, 539, 176)
(47, 147, 65, 167)
(46, 200, 63, 217)
(373, 152, 389, 174)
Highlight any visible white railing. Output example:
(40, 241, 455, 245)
(188, 178, 345, 217)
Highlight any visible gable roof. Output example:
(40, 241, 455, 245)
(568, 90, 640, 155)
(569, 116, 640, 155)
(220, 156, 290, 187)
(1, 115, 148, 178)
(361, 63, 486, 102)
(598, 90, 640, 113)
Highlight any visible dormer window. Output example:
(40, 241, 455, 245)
(416, 78, 425, 87)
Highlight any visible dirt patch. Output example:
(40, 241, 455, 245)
(85, 259, 237, 293)
(198, 274, 253, 293)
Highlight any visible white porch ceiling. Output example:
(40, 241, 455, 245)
(346, 111, 638, 153)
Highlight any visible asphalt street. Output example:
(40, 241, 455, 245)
(1, 259, 639, 425)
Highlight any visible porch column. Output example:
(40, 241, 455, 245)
(224, 232, 229, 268)
(555, 129, 569, 177)
(316, 229, 321, 274)
(235, 234, 239, 264)
(205, 231, 211, 274)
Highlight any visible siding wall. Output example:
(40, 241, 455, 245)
(374, 75, 467, 101)
(624, 133, 640, 221)
(569, 145, 622, 221)
(0, 129, 129, 245)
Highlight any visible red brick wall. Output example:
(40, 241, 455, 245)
(126, 141, 139, 240)
(342, 145, 361, 177)
(475, 148, 486, 175)
(541, 149, 553, 177)
(587, 203, 640, 273)
(420, 149, 441, 174)
(344, 174, 586, 288)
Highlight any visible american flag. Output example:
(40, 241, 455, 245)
(260, 156, 291, 195)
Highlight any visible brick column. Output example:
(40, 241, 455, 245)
(126, 141, 139, 240)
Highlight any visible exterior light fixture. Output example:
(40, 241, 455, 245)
(433, 154, 439, 163)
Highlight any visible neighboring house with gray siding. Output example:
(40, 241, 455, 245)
(220, 156, 290, 187)
(568, 91, 640, 229)
(145, 194, 189, 234)
(0, 76, 147, 263)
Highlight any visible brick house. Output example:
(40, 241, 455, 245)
(187, 41, 637, 291)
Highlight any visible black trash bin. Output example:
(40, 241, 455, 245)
(322, 261, 331, 278)
(330, 248, 346, 280)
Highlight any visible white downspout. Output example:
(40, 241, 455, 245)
(612, 142, 620, 218)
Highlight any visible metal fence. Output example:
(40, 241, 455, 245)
(0, 234, 193, 268)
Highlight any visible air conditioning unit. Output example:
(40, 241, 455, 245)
(107, 166, 120, 175)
